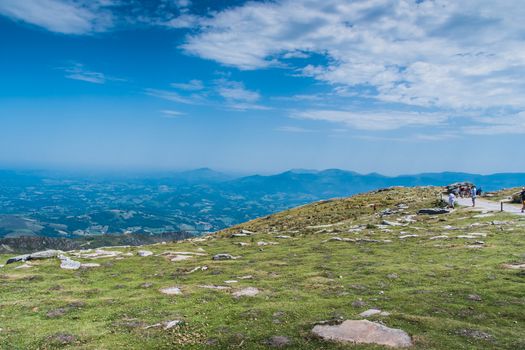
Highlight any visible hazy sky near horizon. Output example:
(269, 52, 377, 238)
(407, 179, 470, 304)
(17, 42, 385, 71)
(1, 0, 525, 175)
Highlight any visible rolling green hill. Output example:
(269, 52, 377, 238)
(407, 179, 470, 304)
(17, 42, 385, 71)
(1, 187, 524, 349)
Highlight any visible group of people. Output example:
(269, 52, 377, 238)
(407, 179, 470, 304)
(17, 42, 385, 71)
(448, 185, 480, 209)
(448, 186, 525, 212)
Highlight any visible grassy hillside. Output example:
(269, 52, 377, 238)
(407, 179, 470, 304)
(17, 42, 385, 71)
(1, 187, 524, 349)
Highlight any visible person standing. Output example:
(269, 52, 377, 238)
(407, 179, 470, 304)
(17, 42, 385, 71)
(471, 186, 477, 207)
(520, 187, 525, 213)
(448, 192, 456, 209)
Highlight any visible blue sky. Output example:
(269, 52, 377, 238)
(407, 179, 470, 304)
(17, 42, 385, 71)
(1, 0, 524, 175)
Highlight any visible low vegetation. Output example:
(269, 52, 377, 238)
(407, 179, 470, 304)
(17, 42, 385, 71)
(1, 187, 524, 349)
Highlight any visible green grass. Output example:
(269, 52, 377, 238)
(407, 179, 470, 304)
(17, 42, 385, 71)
(0, 187, 524, 349)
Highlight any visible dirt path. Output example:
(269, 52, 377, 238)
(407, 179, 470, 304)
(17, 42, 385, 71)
(456, 196, 525, 215)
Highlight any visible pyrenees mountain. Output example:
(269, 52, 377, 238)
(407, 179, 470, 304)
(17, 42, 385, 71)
(1, 169, 525, 243)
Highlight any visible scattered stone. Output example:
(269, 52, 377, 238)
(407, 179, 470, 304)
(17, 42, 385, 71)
(264, 336, 292, 348)
(232, 287, 260, 297)
(467, 294, 482, 301)
(199, 285, 231, 290)
(470, 232, 487, 237)
(140, 282, 153, 288)
(502, 263, 525, 270)
(160, 287, 182, 295)
(164, 320, 183, 330)
(275, 235, 291, 239)
(456, 235, 478, 239)
(187, 266, 208, 274)
(212, 254, 237, 260)
(235, 242, 250, 247)
(456, 329, 493, 341)
(491, 221, 510, 225)
(138, 250, 153, 257)
(171, 255, 193, 262)
(429, 235, 449, 240)
(224, 280, 238, 284)
(59, 256, 82, 270)
(418, 208, 450, 215)
(382, 220, 402, 226)
(387, 273, 399, 279)
(352, 300, 367, 308)
(468, 222, 487, 228)
(380, 208, 395, 216)
(143, 323, 162, 330)
(231, 233, 249, 238)
(399, 234, 418, 239)
(72, 249, 122, 259)
(323, 237, 343, 243)
(359, 309, 381, 317)
(324, 237, 343, 242)
(312, 320, 412, 348)
(399, 215, 417, 223)
(240, 229, 255, 234)
(45, 333, 78, 346)
(442, 225, 457, 230)
(80, 263, 101, 268)
(257, 241, 278, 246)
(466, 245, 484, 249)
(46, 308, 68, 318)
(238, 275, 253, 280)
(162, 251, 207, 256)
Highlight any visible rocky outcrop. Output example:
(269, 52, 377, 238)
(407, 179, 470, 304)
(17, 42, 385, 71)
(6, 249, 63, 264)
(417, 208, 450, 215)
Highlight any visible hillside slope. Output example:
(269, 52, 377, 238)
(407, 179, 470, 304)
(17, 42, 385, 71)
(1, 187, 524, 349)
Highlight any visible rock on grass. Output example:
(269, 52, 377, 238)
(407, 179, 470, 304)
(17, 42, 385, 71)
(232, 287, 260, 297)
(160, 287, 182, 295)
(312, 320, 412, 348)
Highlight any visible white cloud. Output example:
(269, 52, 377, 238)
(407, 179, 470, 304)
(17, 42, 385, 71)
(60, 63, 124, 84)
(180, 0, 525, 115)
(61, 64, 106, 84)
(171, 79, 204, 91)
(293, 110, 447, 131)
(0, 0, 113, 34)
(161, 110, 185, 118)
(216, 80, 260, 103)
(164, 14, 201, 28)
(145, 88, 200, 104)
(174, 0, 191, 8)
(276, 126, 315, 133)
(463, 111, 525, 135)
(214, 79, 269, 110)
(147, 79, 268, 110)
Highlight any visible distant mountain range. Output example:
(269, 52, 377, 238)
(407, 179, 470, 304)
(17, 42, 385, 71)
(220, 169, 525, 196)
(0, 168, 524, 242)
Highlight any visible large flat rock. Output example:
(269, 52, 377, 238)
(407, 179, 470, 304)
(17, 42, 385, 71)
(312, 320, 412, 348)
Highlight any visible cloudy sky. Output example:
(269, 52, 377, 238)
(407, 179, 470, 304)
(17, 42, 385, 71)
(1, 0, 524, 174)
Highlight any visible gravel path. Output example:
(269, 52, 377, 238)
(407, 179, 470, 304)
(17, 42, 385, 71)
(456, 196, 525, 215)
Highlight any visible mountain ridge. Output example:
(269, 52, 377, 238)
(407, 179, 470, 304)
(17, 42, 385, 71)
(1, 186, 524, 349)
